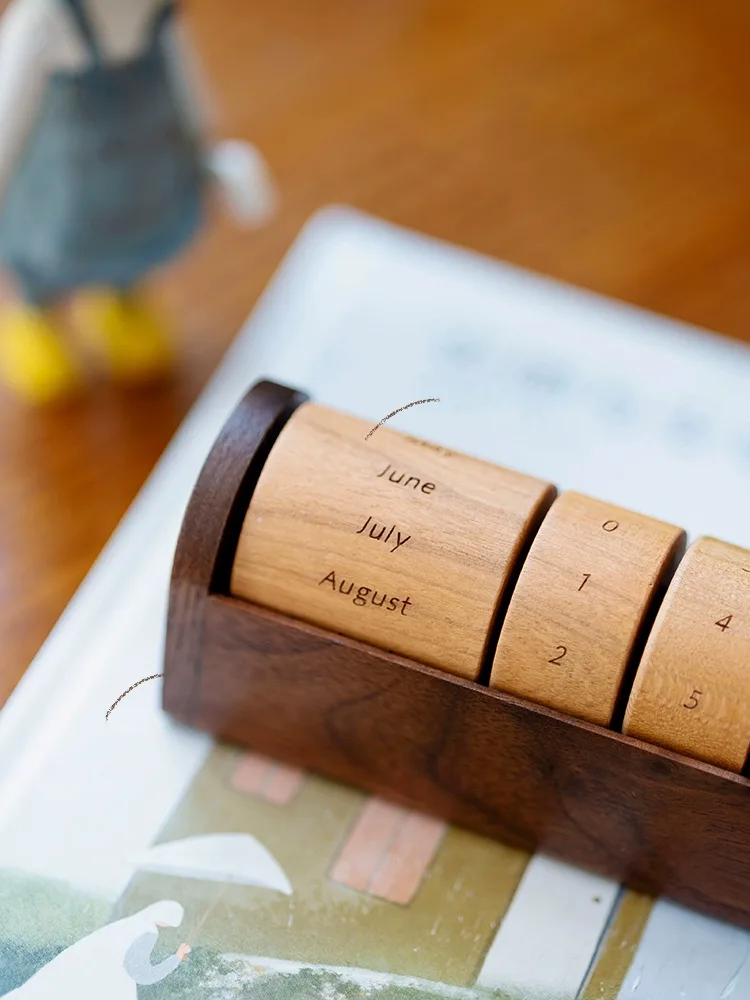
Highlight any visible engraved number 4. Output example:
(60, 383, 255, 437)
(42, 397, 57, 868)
(715, 615, 733, 632)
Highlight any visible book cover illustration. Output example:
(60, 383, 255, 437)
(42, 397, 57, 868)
(1, 740, 654, 1000)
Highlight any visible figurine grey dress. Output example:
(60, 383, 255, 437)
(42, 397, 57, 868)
(122, 931, 183, 986)
(0, 0, 206, 306)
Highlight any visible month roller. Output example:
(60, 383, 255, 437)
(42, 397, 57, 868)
(624, 537, 750, 772)
(230, 401, 556, 679)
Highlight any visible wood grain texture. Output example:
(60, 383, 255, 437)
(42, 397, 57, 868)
(624, 537, 750, 772)
(5, 0, 750, 706)
(230, 402, 555, 679)
(490, 491, 686, 726)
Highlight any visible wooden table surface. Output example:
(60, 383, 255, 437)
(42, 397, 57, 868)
(1, 0, 750, 707)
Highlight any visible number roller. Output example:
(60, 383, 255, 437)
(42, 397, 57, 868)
(164, 380, 750, 928)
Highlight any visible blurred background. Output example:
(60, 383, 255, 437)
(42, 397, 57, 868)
(1, 0, 750, 704)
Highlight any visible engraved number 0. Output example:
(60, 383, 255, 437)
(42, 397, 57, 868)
(548, 645, 567, 665)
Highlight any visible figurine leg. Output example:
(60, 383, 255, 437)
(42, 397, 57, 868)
(0, 295, 81, 404)
(72, 287, 174, 382)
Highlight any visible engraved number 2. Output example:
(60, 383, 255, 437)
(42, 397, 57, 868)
(548, 645, 567, 665)
(683, 688, 702, 710)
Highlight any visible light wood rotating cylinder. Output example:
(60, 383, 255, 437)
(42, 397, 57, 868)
(624, 537, 750, 772)
(489, 492, 686, 725)
(231, 402, 556, 679)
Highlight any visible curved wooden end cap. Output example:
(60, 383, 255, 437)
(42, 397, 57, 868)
(163, 379, 308, 722)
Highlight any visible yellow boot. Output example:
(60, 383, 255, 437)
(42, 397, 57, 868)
(72, 289, 174, 382)
(0, 304, 80, 404)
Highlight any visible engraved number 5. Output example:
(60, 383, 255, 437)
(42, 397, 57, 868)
(683, 688, 702, 711)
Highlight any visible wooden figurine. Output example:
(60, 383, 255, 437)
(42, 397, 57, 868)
(0, 0, 275, 403)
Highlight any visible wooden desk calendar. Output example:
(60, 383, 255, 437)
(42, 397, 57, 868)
(164, 379, 750, 930)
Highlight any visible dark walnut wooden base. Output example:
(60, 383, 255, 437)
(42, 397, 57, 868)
(164, 380, 750, 930)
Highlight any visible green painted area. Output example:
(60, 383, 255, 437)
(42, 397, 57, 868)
(116, 746, 529, 987)
(141, 954, 513, 1000)
(0, 869, 109, 995)
(0, 868, 109, 946)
